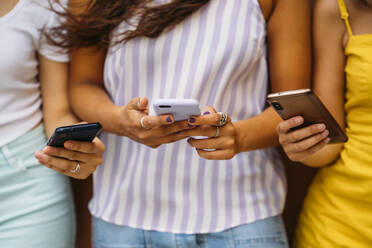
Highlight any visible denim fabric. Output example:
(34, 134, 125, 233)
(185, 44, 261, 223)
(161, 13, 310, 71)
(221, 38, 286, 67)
(93, 215, 288, 248)
(0, 124, 76, 248)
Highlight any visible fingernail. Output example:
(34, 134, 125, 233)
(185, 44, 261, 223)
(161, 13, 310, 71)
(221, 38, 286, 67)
(325, 138, 331, 143)
(203, 111, 210, 115)
(167, 116, 173, 123)
(317, 124, 326, 130)
(189, 118, 196, 123)
(323, 130, 329, 137)
(65, 142, 74, 149)
(295, 117, 302, 124)
(35, 151, 46, 160)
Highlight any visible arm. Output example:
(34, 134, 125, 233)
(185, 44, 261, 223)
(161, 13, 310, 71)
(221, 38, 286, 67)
(182, 0, 312, 159)
(69, 46, 192, 148)
(39, 56, 79, 137)
(35, 55, 105, 179)
(236, 0, 312, 150)
(277, 0, 346, 167)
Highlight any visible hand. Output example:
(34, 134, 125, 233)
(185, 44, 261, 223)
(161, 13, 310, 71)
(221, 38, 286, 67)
(277, 116, 330, 162)
(178, 107, 238, 160)
(34, 137, 105, 179)
(115, 97, 191, 148)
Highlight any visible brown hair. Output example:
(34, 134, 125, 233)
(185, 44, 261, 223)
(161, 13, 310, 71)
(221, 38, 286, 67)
(49, 0, 210, 49)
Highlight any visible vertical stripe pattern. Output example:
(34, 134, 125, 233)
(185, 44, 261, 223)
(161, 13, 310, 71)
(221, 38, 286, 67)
(89, 0, 286, 234)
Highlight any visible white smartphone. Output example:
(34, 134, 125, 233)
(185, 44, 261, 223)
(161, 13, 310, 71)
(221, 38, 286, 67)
(150, 98, 201, 121)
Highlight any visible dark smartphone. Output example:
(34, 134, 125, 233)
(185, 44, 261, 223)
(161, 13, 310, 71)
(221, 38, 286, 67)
(267, 89, 348, 143)
(47, 123, 102, 147)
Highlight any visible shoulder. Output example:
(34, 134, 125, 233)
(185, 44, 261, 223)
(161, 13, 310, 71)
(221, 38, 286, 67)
(314, 0, 341, 18)
(313, 0, 346, 37)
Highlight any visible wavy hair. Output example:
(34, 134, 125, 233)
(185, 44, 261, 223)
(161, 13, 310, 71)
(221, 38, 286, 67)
(48, 0, 210, 48)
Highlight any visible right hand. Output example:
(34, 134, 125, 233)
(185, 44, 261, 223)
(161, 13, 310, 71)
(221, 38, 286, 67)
(277, 116, 330, 162)
(115, 97, 192, 148)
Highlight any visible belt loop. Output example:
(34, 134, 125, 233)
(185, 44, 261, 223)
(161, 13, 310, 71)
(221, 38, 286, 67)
(1, 145, 27, 171)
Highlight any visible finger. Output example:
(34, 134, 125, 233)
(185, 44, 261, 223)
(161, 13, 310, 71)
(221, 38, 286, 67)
(201, 106, 217, 115)
(161, 120, 191, 135)
(189, 110, 230, 126)
(188, 137, 228, 150)
(35, 151, 76, 171)
(188, 106, 216, 126)
(140, 114, 174, 129)
(178, 125, 217, 137)
(286, 130, 329, 153)
(196, 148, 235, 160)
(64, 137, 105, 154)
(284, 124, 327, 144)
(127, 97, 148, 111)
(42, 146, 88, 161)
(279, 122, 325, 145)
(156, 133, 188, 145)
(276, 117, 304, 134)
(289, 137, 330, 162)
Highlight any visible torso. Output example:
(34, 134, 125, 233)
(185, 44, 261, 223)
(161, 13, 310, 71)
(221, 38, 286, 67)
(91, 0, 286, 234)
(296, 1, 372, 246)
(0, 0, 68, 146)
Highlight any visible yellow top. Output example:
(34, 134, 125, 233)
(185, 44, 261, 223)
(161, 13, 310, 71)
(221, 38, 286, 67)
(294, 0, 372, 247)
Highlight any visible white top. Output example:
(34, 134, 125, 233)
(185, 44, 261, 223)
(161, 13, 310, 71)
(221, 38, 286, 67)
(90, 0, 286, 234)
(0, 0, 68, 146)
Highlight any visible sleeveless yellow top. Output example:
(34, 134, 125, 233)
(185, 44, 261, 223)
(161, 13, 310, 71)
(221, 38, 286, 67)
(294, 0, 372, 247)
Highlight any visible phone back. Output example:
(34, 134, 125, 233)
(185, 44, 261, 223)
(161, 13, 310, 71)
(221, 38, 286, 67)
(47, 123, 102, 147)
(150, 99, 201, 121)
(267, 91, 348, 143)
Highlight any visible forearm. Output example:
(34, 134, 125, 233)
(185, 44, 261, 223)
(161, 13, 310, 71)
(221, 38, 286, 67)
(301, 144, 343, 167)
(43, 109, 79, 138)
(235, 107, 282, 152)
(69, 83, 122, 134)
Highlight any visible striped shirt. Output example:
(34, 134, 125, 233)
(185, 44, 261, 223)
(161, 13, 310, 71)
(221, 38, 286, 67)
(89, 0, 286, 234)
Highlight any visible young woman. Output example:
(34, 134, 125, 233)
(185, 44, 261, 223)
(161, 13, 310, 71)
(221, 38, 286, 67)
(277, 0, 372, 246)
(51, 0, 311, 247)
(0, 0, 105, 247)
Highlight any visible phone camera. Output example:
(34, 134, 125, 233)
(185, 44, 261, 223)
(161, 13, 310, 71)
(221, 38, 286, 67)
(272, 102, 283, 111)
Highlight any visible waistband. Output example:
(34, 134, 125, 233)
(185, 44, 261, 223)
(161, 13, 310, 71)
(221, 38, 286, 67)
(0, 124, 46, 152)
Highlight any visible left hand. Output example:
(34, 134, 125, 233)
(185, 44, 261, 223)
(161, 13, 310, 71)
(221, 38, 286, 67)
(178, 107, 239, 160)
(34, 137, 105, 179)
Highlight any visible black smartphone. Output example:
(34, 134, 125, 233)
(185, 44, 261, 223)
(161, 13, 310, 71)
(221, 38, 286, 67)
(47, 123, 102, 147)
(267, 89, 348, 143)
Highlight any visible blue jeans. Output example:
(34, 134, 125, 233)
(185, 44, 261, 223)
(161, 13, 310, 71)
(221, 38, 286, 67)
(93, 215, 288, 248)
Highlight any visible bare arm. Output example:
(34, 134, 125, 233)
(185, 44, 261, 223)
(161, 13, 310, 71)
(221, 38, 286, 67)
(39, 55, 78, 137)
(235, 0, 312, 151)
(181, 0, 312, 160)
(35, 55, 105, 179)
(277, 0, 346, 167)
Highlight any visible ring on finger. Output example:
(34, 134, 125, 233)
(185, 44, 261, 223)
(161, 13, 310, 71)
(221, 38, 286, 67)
(70, 161, 80, 173)
(217, 112, 228, 127)
(140, 116, 150, 130)
(214, 126, 220, 138)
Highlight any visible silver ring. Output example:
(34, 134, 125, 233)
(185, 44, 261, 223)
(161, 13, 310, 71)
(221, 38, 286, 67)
(70, 162, 80, 173)
(217, 112, 228, 127)
(214, 126, 220, 138)
(140, 116, 150, 129)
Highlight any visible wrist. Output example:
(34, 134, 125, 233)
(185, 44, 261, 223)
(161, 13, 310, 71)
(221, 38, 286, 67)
(233, 122, 245, 154)
(110, 105, 129, 136)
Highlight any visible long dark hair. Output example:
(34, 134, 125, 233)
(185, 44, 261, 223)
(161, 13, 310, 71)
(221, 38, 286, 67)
(48, 0, 210, 49)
